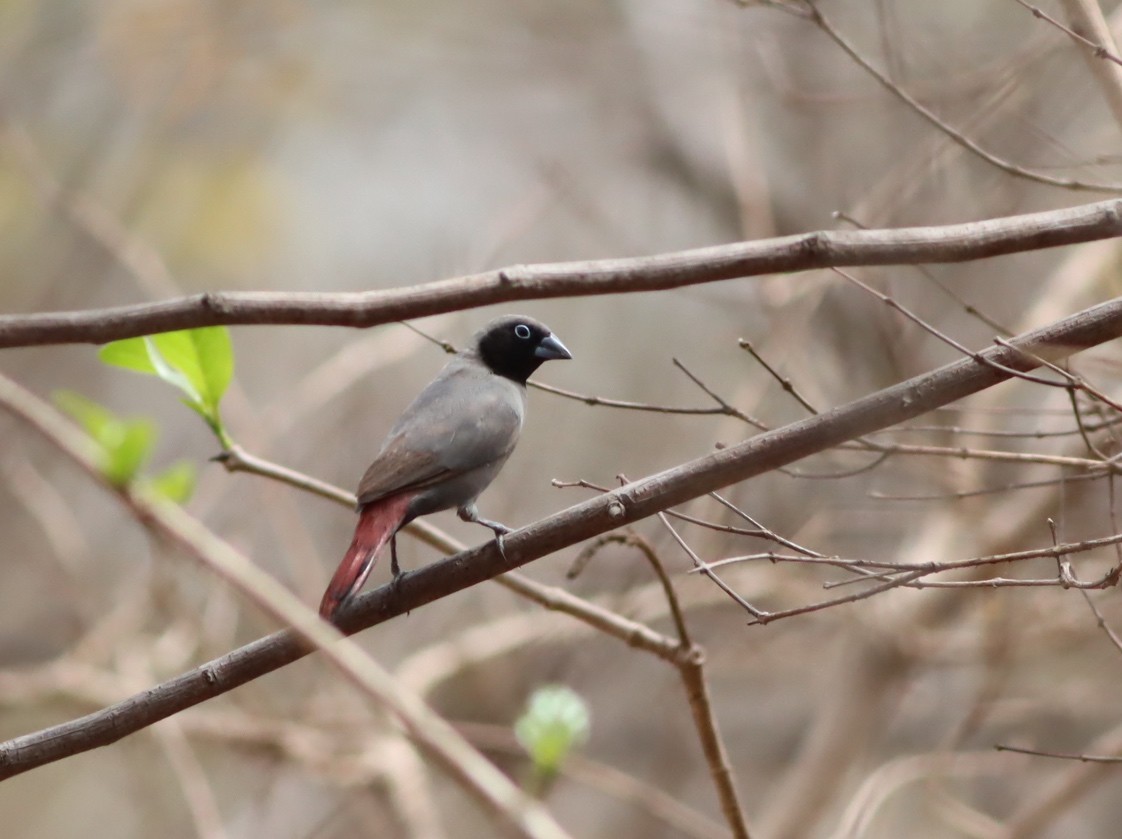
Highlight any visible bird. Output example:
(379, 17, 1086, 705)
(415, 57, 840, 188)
(319, 315, 572, 618)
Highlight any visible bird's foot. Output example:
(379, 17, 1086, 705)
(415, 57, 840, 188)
(494, 530, 509, 564)
(480, 520, 512, 563)
(458, 504, 513, 565)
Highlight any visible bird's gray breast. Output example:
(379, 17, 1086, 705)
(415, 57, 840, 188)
(383, 357, 526, 517)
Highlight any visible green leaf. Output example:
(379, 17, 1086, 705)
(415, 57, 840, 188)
(99, 337, 158, 375)
(190, 326, 234, 407)
(55, 389, 114, 439)
(145, 335, 204, 406)
(106, 420, 156, 485)
(149, 327, 233, 411)
(148, 459, 197, 503)
(514, 686, 590, 778)
(54, 391, 155, 486)
(99, 326, 235, 445)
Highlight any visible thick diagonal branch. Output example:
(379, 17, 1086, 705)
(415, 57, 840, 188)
(2, 296, 1122, 780)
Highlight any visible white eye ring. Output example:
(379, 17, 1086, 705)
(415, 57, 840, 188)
(514, 324, 532, 339)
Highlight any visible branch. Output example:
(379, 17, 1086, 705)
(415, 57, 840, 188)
(0, 375, 571, 839)
(804, 1, 1122, 192)
(1, 201, 1121, 347)
(3, 295, 1122, 778)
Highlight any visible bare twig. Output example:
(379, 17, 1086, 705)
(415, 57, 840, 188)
(995, 743, 1122, 763)
(568, 531, 693, 647)
(738, 339, 819, 414)
(645, 513, 752, 838)
(1015, 0, 1122, 64)
(803, 1, 1122, 192)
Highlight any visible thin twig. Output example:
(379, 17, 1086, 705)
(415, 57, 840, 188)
(658, 512, 768, 619)
(869, 469, 1109, 501)
(803, 1, 1122, 192)
(835, 268, 1067, 388)
(832, 209, 1015, 336)
(738, 339, 820, 414)
(672, 357, 767, 428)
(995, 744, 1122, 763)
(1012, 0, 1122, 67)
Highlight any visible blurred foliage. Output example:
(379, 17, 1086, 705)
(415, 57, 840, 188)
(53, 390, 196, 502)
(54, 389, 155, 486)
(515, 684, 591, 793)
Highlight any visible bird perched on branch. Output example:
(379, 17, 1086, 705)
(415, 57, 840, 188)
(319, 315, 572, 619)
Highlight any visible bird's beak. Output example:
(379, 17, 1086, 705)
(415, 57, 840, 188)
(535, 333, 573, 360)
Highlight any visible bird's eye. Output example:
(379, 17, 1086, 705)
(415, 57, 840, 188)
(513, 324, 532, 340)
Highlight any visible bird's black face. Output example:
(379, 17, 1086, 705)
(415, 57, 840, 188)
(475, 315, 572, 384)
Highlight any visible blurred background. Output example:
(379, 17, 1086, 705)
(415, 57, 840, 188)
(3, 0, 1122, 836)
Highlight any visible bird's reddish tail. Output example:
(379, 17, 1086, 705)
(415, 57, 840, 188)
(320, 495, 413, 619)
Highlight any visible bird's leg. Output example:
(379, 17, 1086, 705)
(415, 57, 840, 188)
(458, 503, 512, 562)
(390, 532, 402, 579)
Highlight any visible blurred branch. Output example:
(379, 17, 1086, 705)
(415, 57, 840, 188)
(222, 449, 753, 835)
(830, 751, 1013, 839)
(4, 294, 1122, 786)
(1, 200, 1121, 347)
(1025, 0, 1122, 134)
(0, 373, 571, 839)
(995, 743, 1122, 763)
(460, 722, 732, 839)
(1000, 720, 1122, 835)
(803, 1, 1122, 192)
(569, 524, 752, 838)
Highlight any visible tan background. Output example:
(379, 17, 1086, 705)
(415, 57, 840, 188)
(3, 1, 1122, 837)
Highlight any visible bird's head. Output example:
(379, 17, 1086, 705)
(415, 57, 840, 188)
(472, 315, 572, 384)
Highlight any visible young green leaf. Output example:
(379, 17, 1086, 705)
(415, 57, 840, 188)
(144, 335, 204, 406)
(98, 336, 158, 375)
(105, 420, 156, 486)
(54, 390, 155, 486)
(149, 330, 220, 408)
(187, 326, 234, 408)
(148, 459, 197, 503)
(54, 389, 116, 440)
(99, 326, 235, 445)
(514, 685, 591, 781)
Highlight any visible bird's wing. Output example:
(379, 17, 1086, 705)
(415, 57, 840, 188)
(356, 360, 524, 506)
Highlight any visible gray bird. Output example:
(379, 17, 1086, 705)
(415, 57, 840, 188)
(319, 315, 572, 618)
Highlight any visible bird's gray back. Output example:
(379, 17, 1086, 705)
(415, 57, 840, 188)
(356, 355, 525, 506)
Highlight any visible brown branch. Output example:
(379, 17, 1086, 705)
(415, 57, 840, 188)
(1054, 0, 1122, 134)
(565, 526, 751, 838)
(0, 201, 1121, 347)
(4, 295, 1122, 778)
(214, 446, 691, 663)
(0, 375, 570, 838)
